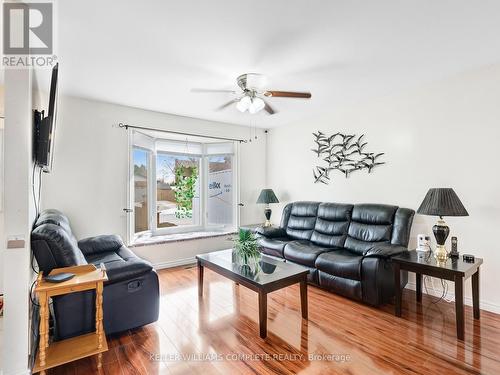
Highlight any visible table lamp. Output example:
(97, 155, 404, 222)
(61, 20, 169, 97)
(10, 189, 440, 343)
(417, 188, 468, 262)
(257, 189, 279, 227)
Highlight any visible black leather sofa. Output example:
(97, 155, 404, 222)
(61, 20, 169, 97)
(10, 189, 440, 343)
(256, 202, 414, 305)
(31, 209, 159, 340)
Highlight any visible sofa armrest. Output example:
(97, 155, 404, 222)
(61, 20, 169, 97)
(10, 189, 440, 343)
(78, 234, 124, 256)
(255, 226, 287, 239)
(365, 244, 407, 259)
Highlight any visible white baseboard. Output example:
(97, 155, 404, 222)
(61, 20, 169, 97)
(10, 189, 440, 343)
(153, 257, 196, 270)
(405, 281, 500, 314)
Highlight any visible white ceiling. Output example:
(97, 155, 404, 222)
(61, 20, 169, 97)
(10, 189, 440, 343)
(54, 0, 500, 128)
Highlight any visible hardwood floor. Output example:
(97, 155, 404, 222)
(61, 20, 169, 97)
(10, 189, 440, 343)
(48, 265, 500, 375)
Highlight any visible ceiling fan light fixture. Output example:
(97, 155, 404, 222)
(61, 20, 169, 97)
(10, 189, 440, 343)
(249, 97, 265, 114)
(236, 96, 252, 112)
(192, 73, 311, 116)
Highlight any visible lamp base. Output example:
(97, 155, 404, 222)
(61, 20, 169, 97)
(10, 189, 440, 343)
(432, 217, 450, 264)
(264, 207, 272, 227)
(434, 244, 448, 263)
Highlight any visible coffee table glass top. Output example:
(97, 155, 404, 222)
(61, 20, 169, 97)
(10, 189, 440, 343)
(196, 249, 308, 286)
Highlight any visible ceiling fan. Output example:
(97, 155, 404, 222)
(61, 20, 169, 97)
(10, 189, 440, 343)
(191, 73, 312, 115)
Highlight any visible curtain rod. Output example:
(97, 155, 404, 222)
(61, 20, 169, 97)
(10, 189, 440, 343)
(118, 122, 247, 143)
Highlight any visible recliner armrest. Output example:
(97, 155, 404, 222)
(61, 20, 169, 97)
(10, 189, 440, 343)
(365, 244, 407, 259)
(78, 234, 124, 256)
(255, 226, 287, 239)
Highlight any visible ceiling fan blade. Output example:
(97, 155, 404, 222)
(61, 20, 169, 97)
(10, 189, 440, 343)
(191, 88, 237, 94)
(216, 99, 238, 111)
(264, 90, 311, 98)
(263, 99, 276, 115)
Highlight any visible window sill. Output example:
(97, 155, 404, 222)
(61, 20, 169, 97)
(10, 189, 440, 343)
(131, 229, 236, 247)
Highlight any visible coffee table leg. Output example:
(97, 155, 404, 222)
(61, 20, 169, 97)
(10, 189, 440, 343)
(300, 279, 308, 319)
(455, 275, 465, 340)
(472, 268, 480, 320)
(416, 273, 422, 302)
(394, 263, 402, 317)
(258, 290, 267, 338)
(198, 260, 204, 297)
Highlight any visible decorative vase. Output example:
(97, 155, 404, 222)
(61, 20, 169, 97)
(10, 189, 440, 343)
(232, 249, 261, 274)
(232, 228, 262, 275)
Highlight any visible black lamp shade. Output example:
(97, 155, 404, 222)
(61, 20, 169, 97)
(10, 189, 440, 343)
(256, 189, 279, 204)
(417, 188, 468, 217)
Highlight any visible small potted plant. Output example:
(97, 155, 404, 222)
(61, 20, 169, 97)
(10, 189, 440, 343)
(233, 229, 261, 273)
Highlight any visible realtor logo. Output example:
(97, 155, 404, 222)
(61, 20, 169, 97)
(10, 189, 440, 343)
(3, 2, 53, 55)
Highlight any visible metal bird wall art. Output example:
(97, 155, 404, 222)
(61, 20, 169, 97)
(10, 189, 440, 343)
(312, 131, 385, 184)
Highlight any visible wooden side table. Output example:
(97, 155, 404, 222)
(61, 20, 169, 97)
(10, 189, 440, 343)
(33, 264, 108, 374)
(392, 250, 482, 340)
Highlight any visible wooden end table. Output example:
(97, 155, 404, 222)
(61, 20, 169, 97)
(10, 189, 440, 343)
(196, 249, 308, 339)
(392, 250, 482, 340)
(33, 264, 108, 374)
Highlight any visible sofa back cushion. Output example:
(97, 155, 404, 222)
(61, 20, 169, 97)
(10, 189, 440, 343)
(31, 209, 87, 273)
(344, 204, 398, 255)
(283, 202, 319, 240)
(310, 203, 353, 247)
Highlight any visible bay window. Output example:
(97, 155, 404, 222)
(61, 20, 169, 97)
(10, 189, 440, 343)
(129, 131, 238, 241)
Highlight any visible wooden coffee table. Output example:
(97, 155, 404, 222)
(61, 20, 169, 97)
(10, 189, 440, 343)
(196, 249, 309, 338)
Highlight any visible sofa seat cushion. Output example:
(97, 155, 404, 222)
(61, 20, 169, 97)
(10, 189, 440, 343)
(315, 250, 363, 281)
(284, 241, 337, 267)
(258, 237, 293, 258)
(86, 246, 153, 284)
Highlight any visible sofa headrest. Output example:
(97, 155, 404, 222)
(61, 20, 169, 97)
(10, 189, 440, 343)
(31, 211, 87, 273)
(290, 202, 320, 217)
(351, 204, 398, 225)
(317, 203, 353, 221)
(34, 209, 73, 235)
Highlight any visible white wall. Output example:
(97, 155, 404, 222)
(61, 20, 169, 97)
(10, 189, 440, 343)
(1, 68, 34, 375)
(267, 63, 500, 313)
(0, 85, 5, 295)
(42, 96, 267, 266)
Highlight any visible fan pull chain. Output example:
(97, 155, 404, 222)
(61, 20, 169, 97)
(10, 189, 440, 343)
(248, 120, 258, 142)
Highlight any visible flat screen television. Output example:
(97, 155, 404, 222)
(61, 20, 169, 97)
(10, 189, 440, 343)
(34, 63, 58, 172)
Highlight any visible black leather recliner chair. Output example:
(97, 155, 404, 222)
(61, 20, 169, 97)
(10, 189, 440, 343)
(256, 202, 414, 305)
(31, 209, 159, 340)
